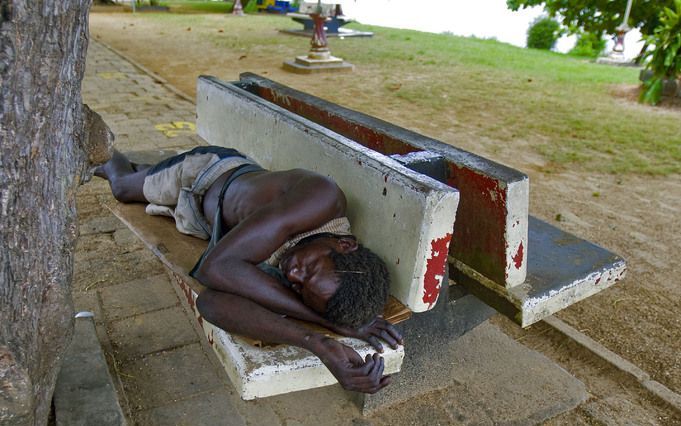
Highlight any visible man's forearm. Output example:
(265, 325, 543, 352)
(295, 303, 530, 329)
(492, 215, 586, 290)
(196, 288, 391, 394)
(196, 288, 325, 351)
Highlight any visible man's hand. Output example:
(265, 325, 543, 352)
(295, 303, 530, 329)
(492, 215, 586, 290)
(310, 336, 391, 394)
(332, 316, 404, 353)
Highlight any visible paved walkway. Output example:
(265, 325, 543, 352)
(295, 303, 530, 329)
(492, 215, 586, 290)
(77, 40, 367, 426)
(75, 40, 593, 426)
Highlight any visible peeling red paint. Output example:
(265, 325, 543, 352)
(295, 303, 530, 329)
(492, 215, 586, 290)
(595, 277, 601, 285)
(447, 164, 508, 283)
(254, 86, 417, 155)
(423, 233, 452, 308)
(512, 241, 524, 269)
(178, 278, 195, 310)
(208, 329, 214, 346)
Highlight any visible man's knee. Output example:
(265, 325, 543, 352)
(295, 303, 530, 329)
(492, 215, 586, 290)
(196, 290, 217, 323)
(110, 173, 147, 203)
(110, 182, 132, 203)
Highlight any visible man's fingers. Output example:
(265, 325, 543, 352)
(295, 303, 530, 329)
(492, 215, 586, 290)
(368, 336, 384, 353)
(369, 354, 384, 383)
(364, 372, 391, 394)
(381, 323, 404, 345)
(345, 346, 365, 366)
(358, 354, 374, 375)
(378, 330, 399, 349)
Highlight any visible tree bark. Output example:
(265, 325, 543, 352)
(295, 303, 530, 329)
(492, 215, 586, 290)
(0, 1, 112, 424)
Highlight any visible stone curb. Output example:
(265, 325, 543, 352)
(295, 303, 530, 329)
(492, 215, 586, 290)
(544, 316, 681, 413)
(54, 315, 127, 425)
(94, 39, 195, 105)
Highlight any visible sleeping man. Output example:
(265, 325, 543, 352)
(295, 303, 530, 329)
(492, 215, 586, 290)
(96, 146, 403, 394)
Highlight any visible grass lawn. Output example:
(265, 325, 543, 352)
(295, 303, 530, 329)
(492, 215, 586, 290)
(340, 24, 680, 175)
(126, 13, 681, 175)
(158, 0, 234, 13)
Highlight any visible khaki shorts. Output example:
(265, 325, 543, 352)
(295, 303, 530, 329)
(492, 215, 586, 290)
(142, 146, 255, 240)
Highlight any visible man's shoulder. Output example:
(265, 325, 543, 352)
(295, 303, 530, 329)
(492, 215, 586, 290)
(266, 168, 343, 195)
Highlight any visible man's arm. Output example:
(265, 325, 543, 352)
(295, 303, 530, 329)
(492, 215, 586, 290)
(193, 173, 402, 351)
(193, 174, 344, 324)
(196, 288, 390, 393)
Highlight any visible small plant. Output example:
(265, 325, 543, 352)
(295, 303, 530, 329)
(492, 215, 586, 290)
(527, 16, 562, 50)
(639, 0, 681, 105)
(569, 31, 606, 58)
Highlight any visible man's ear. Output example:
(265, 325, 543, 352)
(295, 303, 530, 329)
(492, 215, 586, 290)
(337, 237, 358, 253)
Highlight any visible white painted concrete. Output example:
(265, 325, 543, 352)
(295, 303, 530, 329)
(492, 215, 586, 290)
(504, 179, 529, 287)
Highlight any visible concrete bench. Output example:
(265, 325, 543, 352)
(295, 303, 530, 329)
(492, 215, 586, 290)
(111, 73, 626, 402)
(230, 72, 627, 327)
(110, 77, 459, 399)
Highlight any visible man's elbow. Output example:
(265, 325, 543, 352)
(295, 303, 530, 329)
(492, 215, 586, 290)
(196, 289, 226, 327)
(194, 257, 238, 293)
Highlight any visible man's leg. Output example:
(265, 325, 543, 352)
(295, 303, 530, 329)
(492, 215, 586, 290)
(96, 150, 149, 203)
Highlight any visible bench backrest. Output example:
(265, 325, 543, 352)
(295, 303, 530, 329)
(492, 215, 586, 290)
(196, 76, 459, 312)
(235, 73, 529, 289)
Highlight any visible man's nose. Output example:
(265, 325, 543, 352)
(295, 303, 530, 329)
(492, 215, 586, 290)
(288, 265, 307, 283)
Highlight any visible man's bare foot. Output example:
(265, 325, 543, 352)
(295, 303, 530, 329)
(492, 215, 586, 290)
(94, 150, 134, 181)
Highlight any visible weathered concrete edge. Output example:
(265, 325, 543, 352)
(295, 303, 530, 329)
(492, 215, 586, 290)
(406, 191, 460, 310)
(504, 179, 529, 287)
(94, 39, 195, 104)
(543, 316, 681, 412)
(449, 256, 626, 328)
(517, 260, 626, 327)
(54, 317, 127, 425)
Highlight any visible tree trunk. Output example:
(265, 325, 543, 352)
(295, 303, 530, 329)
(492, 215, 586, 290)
(0, 1, 112, 424)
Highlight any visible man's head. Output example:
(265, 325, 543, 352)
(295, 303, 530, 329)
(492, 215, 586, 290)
(279, 234, 390, 327)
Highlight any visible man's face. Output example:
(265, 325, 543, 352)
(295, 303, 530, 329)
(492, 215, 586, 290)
(279, 236, 357, 313)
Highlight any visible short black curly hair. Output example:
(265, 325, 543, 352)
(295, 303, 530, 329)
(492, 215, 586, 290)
(323, 244, 390, 328)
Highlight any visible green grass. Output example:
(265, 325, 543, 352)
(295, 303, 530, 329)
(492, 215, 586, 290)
(158, 0, 234, 13)
(123, 14, 681, 175)
(336, 24, 681, 175)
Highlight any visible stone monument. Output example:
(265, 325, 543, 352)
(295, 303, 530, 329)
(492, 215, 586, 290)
(283, 1, 354, 73)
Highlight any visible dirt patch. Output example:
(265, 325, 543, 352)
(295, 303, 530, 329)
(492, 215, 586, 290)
(87, 10, 681, 402)
(612, 83, 681, 111)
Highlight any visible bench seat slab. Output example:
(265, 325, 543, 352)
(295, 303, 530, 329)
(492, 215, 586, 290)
(451, 216, 627, 327)
(109, 202, 405, 400)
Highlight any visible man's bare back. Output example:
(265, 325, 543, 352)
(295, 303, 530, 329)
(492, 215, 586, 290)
(98, 147, 402, 394)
